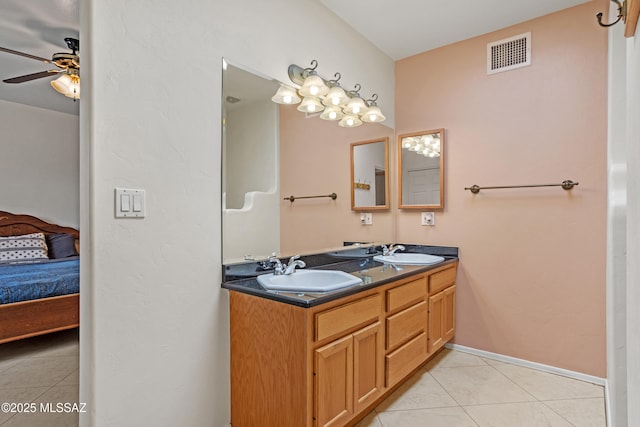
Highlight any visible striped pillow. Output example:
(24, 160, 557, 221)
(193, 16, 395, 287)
(0, 232, 49, 263)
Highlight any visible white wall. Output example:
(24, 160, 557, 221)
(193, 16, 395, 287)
(607, 15, 628, 427)
(353, 142, 385, 207)
(0, 99, 79, 227)
(607, 11, 640, 426)
(624, 24, 640, 427)
(224, 100, 278, 210)
(80, 0, 394, 426)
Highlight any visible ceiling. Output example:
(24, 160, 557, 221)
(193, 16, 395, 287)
(0, 0, 590, 116)
(318, 0, 590, 60)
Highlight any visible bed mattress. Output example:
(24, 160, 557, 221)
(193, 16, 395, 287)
(0, 257, 79, 304)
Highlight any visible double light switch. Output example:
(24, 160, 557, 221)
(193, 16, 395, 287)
(115, 188, 146, 218)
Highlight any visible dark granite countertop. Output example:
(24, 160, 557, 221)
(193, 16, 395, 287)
(221, 245, 459, 308)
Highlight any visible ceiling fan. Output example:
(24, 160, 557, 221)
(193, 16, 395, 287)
(0, 37, 80, 99)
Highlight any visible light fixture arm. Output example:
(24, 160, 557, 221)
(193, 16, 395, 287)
(366, 93, 379, 105)
(328, 72, 342, 87)
(347, 83, 362, 97)
(597, 0, 627, 27)
(305, 59, 319, 73)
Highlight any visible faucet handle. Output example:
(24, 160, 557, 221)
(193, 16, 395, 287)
(268, 255, 284, 275)
(288, 255, 301, 265)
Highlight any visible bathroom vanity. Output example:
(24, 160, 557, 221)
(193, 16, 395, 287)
(223, 246, 458, 427)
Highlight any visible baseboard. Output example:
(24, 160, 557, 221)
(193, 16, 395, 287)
(444, 343, 607, 387)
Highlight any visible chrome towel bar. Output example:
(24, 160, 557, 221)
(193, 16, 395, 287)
(465, 180, 579, 194)
(284, 192, 337, 202)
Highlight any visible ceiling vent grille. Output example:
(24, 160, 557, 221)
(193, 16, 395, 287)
(487, 32, 531, 75)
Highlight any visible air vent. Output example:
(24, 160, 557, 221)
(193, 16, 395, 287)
(487, 32, 531, 75)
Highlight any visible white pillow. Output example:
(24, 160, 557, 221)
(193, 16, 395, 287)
(0, 232, 49, 263)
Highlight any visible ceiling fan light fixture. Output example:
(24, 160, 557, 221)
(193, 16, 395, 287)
(51, 73, 80, 99)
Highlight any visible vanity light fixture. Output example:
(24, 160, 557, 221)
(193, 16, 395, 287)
(320, 105, 344, 121)
(271, 85, 301, 104)
(271, 59, 385, 127)
(322, 73, 349, 107)
(297, 96, 324, 113)
(361, 94, 386, 123)
(298, 60, 329, 97)
(344, 84, 368, 115)
(338, 114, 362, 128)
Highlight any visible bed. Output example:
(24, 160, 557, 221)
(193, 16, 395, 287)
(0, 211, 80, 344)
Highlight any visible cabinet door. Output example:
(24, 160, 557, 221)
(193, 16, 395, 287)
(443, 285, 456, 342)
(428, 290, 444, 353)
(353, 321, 384, 414)
(315, 334, 354, 427)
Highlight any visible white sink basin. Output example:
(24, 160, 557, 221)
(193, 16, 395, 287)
(257, 269, 363, 292)
(374, 253, 444, 265)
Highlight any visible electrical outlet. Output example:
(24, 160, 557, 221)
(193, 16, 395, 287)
(360, 213, 373, 225)
(421, 211, 434, 226)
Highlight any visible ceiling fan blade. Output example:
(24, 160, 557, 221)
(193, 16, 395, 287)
(0, 46, 52, 64)
(3, 70, 61, 84)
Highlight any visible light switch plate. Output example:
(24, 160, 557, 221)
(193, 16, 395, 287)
(115, 188, 146, 218)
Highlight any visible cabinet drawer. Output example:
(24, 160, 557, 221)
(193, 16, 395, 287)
(386, 276, 426, 312)
(386, 301, 427, 350)
(315, 294, 381, 342)
(428, 266, 456, 294)
(385, 332, 427, 387)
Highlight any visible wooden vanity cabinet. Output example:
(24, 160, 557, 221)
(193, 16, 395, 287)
(427, 267, 457, 353)
(313, 294, 384, 427)
(229, 261, 457, 427)
(384, 275, 428, 387)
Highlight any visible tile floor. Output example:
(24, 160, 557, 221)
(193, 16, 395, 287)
(356, 348, 606, 427)
(0, 330, 79, 427)
(0, 331, 607, 427)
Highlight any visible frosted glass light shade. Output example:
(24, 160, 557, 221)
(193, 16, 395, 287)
(361, 105, 385, 123)
(297, 96, 324, 113)
(319, 105, 344, 121)
(51, 74, 80, 99)
(338, 114, 362, 128)
(298, 74, 329, 97)
(271, 85, 301, 104)
(322, 86, 348, 106)
(344, 96, 367, 115)
(65, 79, 80, 99)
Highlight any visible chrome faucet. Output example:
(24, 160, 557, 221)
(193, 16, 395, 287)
(382, 244, 405, 256)
(268, 256, 285, 275)
(284, 255, 306, 275)
(269, 255, 306, 275)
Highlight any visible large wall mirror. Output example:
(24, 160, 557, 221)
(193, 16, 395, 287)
(222, 59, 396, 264)
(398, 129, 445, 209)
(351, 138, 389, 210)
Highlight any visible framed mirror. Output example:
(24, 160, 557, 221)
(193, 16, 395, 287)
(398, 129, 444, 209)
(351, 138, 389, 211)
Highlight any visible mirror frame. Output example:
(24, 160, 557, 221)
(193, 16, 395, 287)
(397, 128, 445, 209)
(350, 137, 390, 211)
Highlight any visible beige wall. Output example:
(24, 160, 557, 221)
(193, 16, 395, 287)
(395, 2, 607, 376)
(0, 100, 79, 228)
(280, 104, 395, 255)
